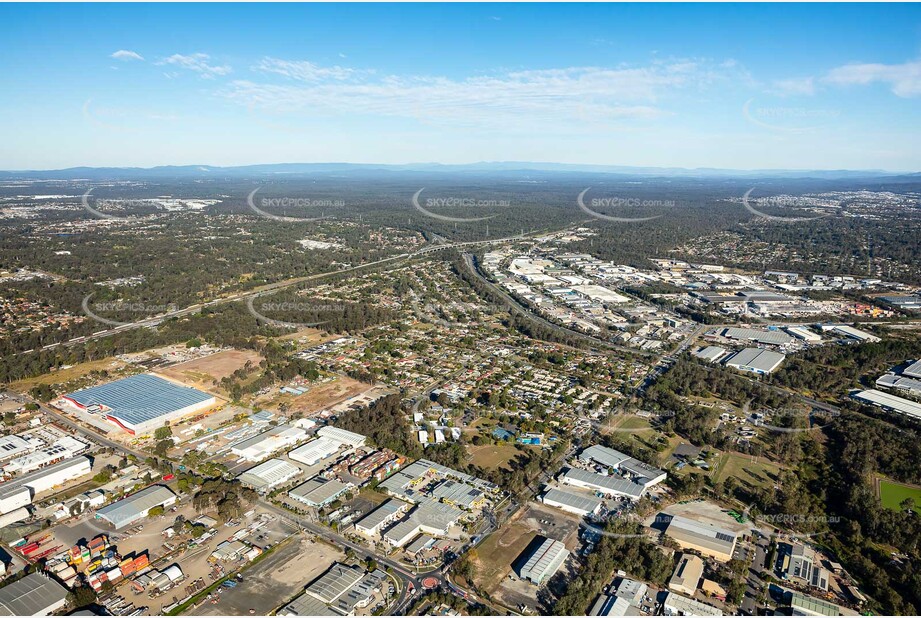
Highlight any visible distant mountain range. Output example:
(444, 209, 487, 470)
(1, 161, 918, 181)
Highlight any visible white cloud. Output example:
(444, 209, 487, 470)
(111, 50, 144, 62)
(226, 57, 741, 129)
(824, 59, 921, 97)
(255, 57, 358, 82)
(160, 53, 232, 78)
(772, 77, 815, 96)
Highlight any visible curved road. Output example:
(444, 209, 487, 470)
(25, 234, 551, 357)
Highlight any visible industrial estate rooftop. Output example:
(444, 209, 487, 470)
(63, 374, 215, 433)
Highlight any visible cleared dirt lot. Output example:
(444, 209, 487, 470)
(188, 534, 344, 616)
(254, 375, 373, 417)
(158, 349, 264, 395)
(471, 501, 581, 609)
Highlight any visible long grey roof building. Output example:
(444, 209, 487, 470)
(0, 572, 69, 616)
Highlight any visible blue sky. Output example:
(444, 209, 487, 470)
(1, 3, 919, 171)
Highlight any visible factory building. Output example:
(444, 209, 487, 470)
(230, 425, 308, 462)
(0, 434, 40, 463)
(0, 572, 69, 615)
(95, 484, 177, 529)
(780, 543, 830, 591)
(903, 359, 921, 379)
(784, 326, 822, 343)
(852, 388, 921, 421)
(62, 374, 215, 435)
(305, 563, 365, 604)
(378, 458, 496, 504)
(876, 373, 921, 397)
(0, 455, 92, 514)
(237, 458, 301, 493)
(819, 324, 881, 343)
(668, 553, 704, 596)
(518, 536, 569, 585)
(317, 426, 367, 448)
(578, 444, 667, 488)
(279, 594, 340, 616)
(288, 437, 341, 466)
(720, 327, 793, 346)
(0, 485, 31, 516)
(353, 499, 410, 536)
(662, 592, 724, 616)
(382, 501, 465, 547)
(664, 515, 738, 563)
(589, 577, 648, 616)
(541, 487, 602, 517)
(430, 479, 486, 510)
(724, 348, 786, 375)
(693, 346, 729, 363)
(289, 476, 353, 508)
(3, 436, 89, 474)
(560, 467, 644, 500)
(0, 506, 30, 529)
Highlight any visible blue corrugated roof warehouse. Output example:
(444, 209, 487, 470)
(63, 374, 215, 435)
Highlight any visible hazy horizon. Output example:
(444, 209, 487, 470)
(2, 3, 919, 171)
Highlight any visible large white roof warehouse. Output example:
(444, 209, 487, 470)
(720, 327, 793, 346)
(317, 426, 367, 448)
(62, 374, 215, 435)
(289, 437, 341, 466)
(852, 389, 921, 421)
(560, 467, 644, 500)
(238, 458, 301, 493)
(519, 536, 569, 585)
(724, 348, 786, 375)
(96, 484, 177, 529)
(230, 425, 308, 462)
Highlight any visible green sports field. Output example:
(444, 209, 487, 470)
(879, 479, 921, 513)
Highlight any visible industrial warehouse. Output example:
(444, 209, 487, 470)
(541, 487, 602, 516)
(238, 458, 302, 493)
(518, 536, 570, 585)
(852, 388, 921, 420)
(578, 444, 667, 489)
(559, 466, 645, 500)
(353, 499, 409, 536)
(230, 424, 308, 462)
(95, 484, 177, 529)
(0, 572, 69, 615)
(0, 455, 92, 516)
(61, 374, 216, 435)
(664, 515, 739, 563)
(723, 347, 787, 375)
(288, 436, 341, 466)
(289, 475, 353, 508)
(382, 500, 466, 547)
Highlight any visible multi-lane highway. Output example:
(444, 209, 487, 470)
(26, 234, 548, 358)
